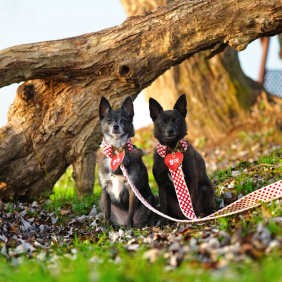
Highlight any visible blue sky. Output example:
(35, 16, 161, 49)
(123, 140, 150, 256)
(0, 0, 281, 129)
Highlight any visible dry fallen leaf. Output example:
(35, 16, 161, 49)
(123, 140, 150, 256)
(60, 210, 70, 216)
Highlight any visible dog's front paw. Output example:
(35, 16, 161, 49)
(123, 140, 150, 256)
(157, 218, 167, 229)
(105, 220, 112, 229)
(127, 220, 134, 229)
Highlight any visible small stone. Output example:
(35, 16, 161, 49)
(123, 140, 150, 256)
(169, 241, 181, 252)
(114, 256, 122, 265)
(1, 245, 8, 258)
(109, 231, 119, 242)
(21, 217, 32, 230)
(169, 255, 178, 267)
(127, 238, 137, 245)
(209, 238, 220, 248)
(231, 170, 241, 177)
(15, 243, 35, 254)
(77, 215, 86, 221)
(88, 256, 103, 264)
(125, 244, 139, 251)
(228, 183, 235, 189)
(118, 229, 125, 238)
(88, 205, 97, 217)
(175, 225, 185, 234)
(238, 193, 244, 200)
(31, 201, 38, 207)
(231, 227, 242, 244)
(265, 240, 280, 253)
(224, 192, 232, 199)
(51, 217, 58, 224)
(60, 210, 69, 216)
(190, 237, 197, 248)
(142, 248, 159, 263)
(219, 231, 231, 247)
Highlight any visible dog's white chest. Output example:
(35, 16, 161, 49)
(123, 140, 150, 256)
(111, 175, 125, 200)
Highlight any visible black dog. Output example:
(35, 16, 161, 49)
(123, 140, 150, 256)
(149, 94, 215, 225)
(97, 96, 156, 228)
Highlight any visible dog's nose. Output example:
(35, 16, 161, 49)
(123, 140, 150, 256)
(113, 124, 119, 130)
(167, 129, 174, 135)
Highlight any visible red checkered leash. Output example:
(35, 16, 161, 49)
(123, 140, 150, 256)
(103, 139, 282, 223)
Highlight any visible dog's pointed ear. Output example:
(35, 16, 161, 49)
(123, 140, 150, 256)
(121, 96, 134, 120)
(173, 94, 187, 118)
(149, 98, 163, 122)
(99, 96, 112, 120)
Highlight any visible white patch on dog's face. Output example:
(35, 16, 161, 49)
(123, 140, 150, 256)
(110, 175, 125, 200)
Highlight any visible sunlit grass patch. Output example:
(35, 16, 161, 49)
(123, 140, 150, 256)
(51, 164, 101, 213)
(52, 166, 76, 200)
(258, 150, 282, 165)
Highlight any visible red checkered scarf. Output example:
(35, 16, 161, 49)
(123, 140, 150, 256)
(156, 138, 188, 157)
(102, 138, 133, 158)
(156, 138, 197, 219)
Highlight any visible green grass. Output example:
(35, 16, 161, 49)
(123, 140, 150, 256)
(2, 242, 282, 282)
(52, 165, 102, 201)
(1, 143, 282, 281)
(236, 179, 255, 194)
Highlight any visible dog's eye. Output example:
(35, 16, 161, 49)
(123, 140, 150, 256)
(159, 121, 164, 126)
(121, 119, 127, 124)
(174, 119, 180, 124)
(106, 119, 112, 124)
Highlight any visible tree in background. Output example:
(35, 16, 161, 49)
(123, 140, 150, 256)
(121, 0, 282, 140)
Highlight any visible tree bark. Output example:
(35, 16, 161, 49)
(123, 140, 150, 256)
(0, 0, 282, 201)
(120, 0, 281, 140)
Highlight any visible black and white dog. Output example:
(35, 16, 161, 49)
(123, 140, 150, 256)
(149, 94, 215, 225)
(97, 96, 156, 228)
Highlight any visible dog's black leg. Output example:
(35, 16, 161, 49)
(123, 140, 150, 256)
(101, 189, 111, 227)
(200, 184, 216, 215)
(183, 161, 200, 215)
(158, 186, 169, 227)
(188, 180, 199, 214)
(127, 188, 138, 228)
(133, 193, 156, 227)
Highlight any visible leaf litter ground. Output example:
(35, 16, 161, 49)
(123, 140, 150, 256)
(1, 126, 282, 281)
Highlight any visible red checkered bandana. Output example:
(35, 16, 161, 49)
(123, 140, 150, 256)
(102, 138, 133, 158)
(157, 138, 197, 219)
(156, 138, 188, 157)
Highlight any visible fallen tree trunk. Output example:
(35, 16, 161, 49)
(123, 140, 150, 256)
(0, 0, 282, 201)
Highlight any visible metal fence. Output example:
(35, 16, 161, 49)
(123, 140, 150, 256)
(264, 69, 282, 97)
